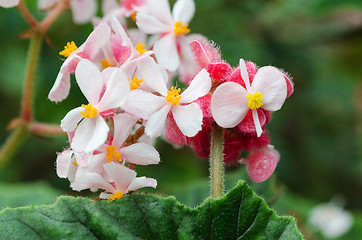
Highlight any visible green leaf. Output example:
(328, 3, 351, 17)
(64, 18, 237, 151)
(0, 181, 303, 239)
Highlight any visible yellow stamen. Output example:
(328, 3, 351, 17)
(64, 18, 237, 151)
(107, 191, 124, 200)
(72, 159, 78, 166)
(59, 41, 77, 57)
(100, 59, 114, 69)
(81, 104, 98, 118)
(247, 92, 264, 109)
(135, 42, 148, 55)
(165, 86, 182, 106)
(174, 21, 190, 36)
(128, 76, 143, 90)
(106, 145, 122, 163)
(131, 11, 138, 21)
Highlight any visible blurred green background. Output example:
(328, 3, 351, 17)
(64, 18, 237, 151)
(1, 0, 362, 239)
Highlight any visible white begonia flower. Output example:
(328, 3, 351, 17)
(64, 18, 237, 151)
(309, 202, 353, 238)
(135, 0, 195, 71)
(60, 59, 130, 153)
(71, 162, 157, 200)
(211, 59, 287, 137)
(0, 0, 19, 8)
(123, 68, 211, 138)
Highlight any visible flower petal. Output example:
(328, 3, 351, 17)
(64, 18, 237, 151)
(145, 104, 172, 138)
(38, 0, 57, 10)
(153, 33, 179, 71)
(56, 149, 73, 179)
(180, 68, 211, 103)
(172, 103, 203, 137)
(0, 0, 19, 8)
(251, 66, 287, 111)
(70, 0, 97, 24)
(120, 143, 160, 165)
(239, 58, 251, 91)
(71, 172, 114, 192)
(211, 82, 249, 128)
(144, 0, 173, 26)
(113, 113, 139, 148)
(60, 107, 84, 132)
(136, 12, 171, 34)
(252, 109, 263, 137)
(126, 177, 157, 193)
(71, 116, 109, 153)
(75, 59, 103, 105)
(103, 162, 136, 193)
(172, 0, 195, 24)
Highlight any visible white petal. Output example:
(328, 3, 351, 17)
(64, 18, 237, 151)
(153, 34, 179, 71)
(126, 177, 157, 193)
(113, 113, 139, 148)
(211, 82, 249, 128)
(103, 162, 136, 193)
(71, 172, 114, 192)
(122, 90, 167, 120)
(252, 109, 263, 137)
(60, 107, 84, 132)
(145, 104, 172, 138)
(136, 12, 171, 34)
(75, 59, 103, 105)
(71, 116, 109, 153)
(120, 143, 160, 165)
(56, 149, 73, 178)
(0, 0, 19, 8)
(172, 103, 203, 137)
(239, 58, 251, 91)
(102, 0, 119, 14)
(251, 66, 287, 111)
(110, 16, 134, 58)
(97, 69, 130, 111)
(172, 0, 195, 24)
(38, 0, 57, 10)
(70, 0, 97, 24)
(179, 69, 211, 103)
(144, 0, 173, 26)
(81, 22, 112, 60)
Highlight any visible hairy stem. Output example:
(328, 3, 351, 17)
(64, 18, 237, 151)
(209, 124, 225, 199)
(30, 123, 66, 136)
(21, 33, 42, 122)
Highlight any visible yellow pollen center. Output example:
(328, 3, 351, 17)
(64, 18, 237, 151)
(165, 86, 182, 106)
(100, 59, 114, 69)
(72, 159, 78, 166)
(81, 104, 98, 118)
(131, 11, 138, 21)
(106, 145, 122, 163)
(107, 191, 124, 200)
(135, 42, 148, 55)
(128, 76, 143, 90)
(174, 21, 190, 36)
(59, 41, 77, 57)
(247, 92, 264, 109)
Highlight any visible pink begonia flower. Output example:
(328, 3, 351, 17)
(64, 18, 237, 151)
(136, 0, 195, 71)
(0, 0, 19, 8)
(38, 0, 97, 24)
(123, 68, 211, 138)
(243, 145, 280, 183)
(60, 59, 130, 153)
(92, 0, 126, 27)
(71, 162, 157, 200)
(56, 148, 78, 182)
(211, 59, 287, 137)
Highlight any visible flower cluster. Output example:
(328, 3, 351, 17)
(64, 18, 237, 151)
(46, 0, 293, 198)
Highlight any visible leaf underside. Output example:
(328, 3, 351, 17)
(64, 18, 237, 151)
(0, 181, 303, 239)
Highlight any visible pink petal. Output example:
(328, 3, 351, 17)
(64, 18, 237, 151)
(120, 143, 160, 165)
(75, 59, 103, 105)
(153, 33, 179, 71)
(211, 82, 249, 128)
(172, 103, 203, 137)
(126, 177, 157, 193)
(189, 39, 222, 68)
(0, 0, 19, 8)
(102, 0, 119, 14)
(251, 66, 287, 111)
(56, 149, 73, 178)
(180, 69, 211, 104)
(103, 162, 136, 193)
(145, 104, 172, 138)
(136, 12, 171, 34)
(113, 113, 139, 148)
(71, 172, 114, 192)
(71, 116, 109, 153)
(60, 107, 84, 132)
(38, 0, 58, 10)
(172, 0, 195, 23)
(70, 0, 97, 24)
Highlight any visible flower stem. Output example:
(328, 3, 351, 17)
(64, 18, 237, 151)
(17, 0, 38, 28)
(21, 33, 42, 122)
(29, 123, 66, 136)
(209, 124, 225, 199)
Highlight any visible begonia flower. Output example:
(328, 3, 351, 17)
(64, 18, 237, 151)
(0, 0, 19, 8)
(71, 162, 157, 200)
(60, 59, 130, 153)
(135, 0, 195, 71)
(211, 59, 287, 137)
(123, 68, 211, 138)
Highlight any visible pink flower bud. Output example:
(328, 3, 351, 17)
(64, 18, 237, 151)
(246, 145, 280, 182)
